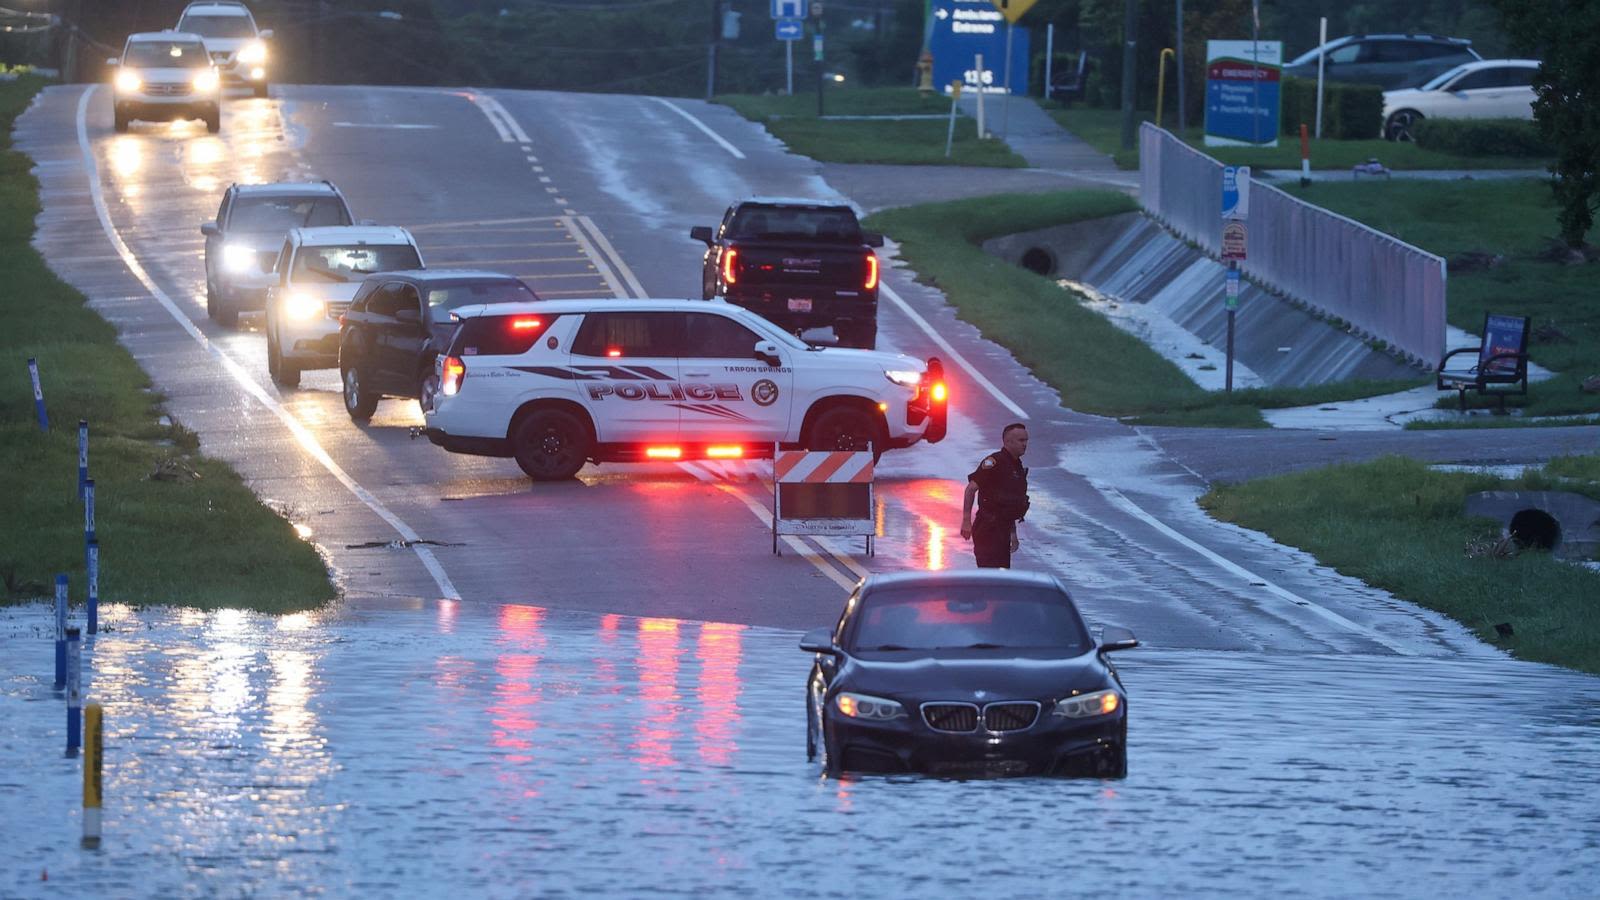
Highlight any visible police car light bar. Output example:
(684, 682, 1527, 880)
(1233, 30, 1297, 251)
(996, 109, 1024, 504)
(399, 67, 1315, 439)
(706, 445, 743, 458)
(646, 446, 684, 459)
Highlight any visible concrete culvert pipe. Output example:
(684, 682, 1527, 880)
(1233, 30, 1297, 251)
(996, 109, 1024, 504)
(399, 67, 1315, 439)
(1020, 247, 1056, 277)
(1508, 509, 1561, 551)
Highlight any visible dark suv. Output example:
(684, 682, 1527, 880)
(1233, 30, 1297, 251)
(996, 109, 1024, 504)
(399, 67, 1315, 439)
(1284, 34, 1480, 90)
(338, 270, 540, 422)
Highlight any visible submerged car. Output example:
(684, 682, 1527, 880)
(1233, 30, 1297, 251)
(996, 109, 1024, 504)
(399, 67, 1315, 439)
(801, 570, 1138, 778)
(265, 225, 424, 387)
(108, 31, 221, 133)
(338, 270, 540, 421)
(1382, 59, 1540, 141)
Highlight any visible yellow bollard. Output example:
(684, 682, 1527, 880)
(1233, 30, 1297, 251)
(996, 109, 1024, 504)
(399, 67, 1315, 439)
(1156, 48, 1176, 129)
(82, 704, 102, 849)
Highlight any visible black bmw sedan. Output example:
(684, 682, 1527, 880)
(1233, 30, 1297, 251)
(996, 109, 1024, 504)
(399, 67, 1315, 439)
(801, 570, 1138, 778)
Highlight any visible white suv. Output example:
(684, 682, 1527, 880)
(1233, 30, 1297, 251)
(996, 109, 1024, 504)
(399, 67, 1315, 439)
(423, 299, 949, 480)
(176, 1, 272, 97)
(266, 226, 424, 387)
(108, 32, 222, 133)
(202, 181, 355, 326)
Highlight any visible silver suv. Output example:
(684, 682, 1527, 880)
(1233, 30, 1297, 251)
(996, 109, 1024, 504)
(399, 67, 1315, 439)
(176, 1, 273, 97)
(108, 32, 221, 133)
(201, 181, 354, 327)
(1284, 34, 1480, 90)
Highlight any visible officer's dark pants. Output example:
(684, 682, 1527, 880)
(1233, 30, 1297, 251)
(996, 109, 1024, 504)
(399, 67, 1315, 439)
(971, 515, 1011, 568)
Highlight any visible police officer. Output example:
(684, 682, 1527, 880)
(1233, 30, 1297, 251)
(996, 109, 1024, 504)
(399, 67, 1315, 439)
(959, 423, 1030, 568)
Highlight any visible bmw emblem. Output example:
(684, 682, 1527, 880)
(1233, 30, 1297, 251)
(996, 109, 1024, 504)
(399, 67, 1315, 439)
(752, 378, 780, 407)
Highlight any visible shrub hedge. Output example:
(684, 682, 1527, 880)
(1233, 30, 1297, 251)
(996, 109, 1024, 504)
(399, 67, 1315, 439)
(1280, 76, 1383, 140)
(1412, 117, 1552, 158)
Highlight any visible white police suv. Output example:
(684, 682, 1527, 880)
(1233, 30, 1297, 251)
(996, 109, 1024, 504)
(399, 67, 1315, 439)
(422, 299, 948, 481)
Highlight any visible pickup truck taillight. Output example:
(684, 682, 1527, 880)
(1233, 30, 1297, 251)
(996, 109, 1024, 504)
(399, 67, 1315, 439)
(440, 355, 466, 396)
(864, 252, 879, 290)
(721, 248, 739, 285)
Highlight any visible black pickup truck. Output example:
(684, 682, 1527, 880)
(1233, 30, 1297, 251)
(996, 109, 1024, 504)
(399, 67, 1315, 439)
(691, 198, 884, 349)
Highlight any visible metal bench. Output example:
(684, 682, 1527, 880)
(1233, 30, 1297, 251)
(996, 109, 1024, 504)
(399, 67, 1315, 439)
(1049, 52, 1092, 106)
(1437, 313, 1530, 411)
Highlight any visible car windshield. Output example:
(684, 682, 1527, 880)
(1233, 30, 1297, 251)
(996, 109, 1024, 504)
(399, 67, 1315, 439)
(1420, 63, 1473, 91)
(293, 244, 421, 283)
(729, 206, 862, 242)
(230, 197, 350, 233)
(850, 585, 1091, 653)
(124, 41, 210, 67)
(426, 280, 538, 310)
(176, 15, 256, 38)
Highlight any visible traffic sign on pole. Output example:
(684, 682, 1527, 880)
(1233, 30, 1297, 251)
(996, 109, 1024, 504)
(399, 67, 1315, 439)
(988, 0, 1039, 23)
(772, 0, 806, 18)
(775, 17, 803, 40)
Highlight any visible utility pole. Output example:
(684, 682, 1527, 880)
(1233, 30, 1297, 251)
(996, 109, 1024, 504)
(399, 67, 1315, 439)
(1118, 0, 1137, 149)
(707, 0, 720, 100)
(815, 3, 826, 117)
(1175, 0, 1186, 132)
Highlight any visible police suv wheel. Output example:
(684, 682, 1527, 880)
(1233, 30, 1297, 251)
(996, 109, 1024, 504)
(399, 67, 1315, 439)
(342, 366, 378, 422)
(511, 409, 591, 481)
(807, 406, 876, 454)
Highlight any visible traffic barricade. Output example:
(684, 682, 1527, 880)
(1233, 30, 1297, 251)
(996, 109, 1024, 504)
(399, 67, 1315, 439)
(772, 447, 876, 556)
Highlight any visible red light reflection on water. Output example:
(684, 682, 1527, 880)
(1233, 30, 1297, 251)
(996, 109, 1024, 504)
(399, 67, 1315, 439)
(695, 622, 745, 766)
(490, 605, 547, 783)
(632, 618, 682, 769)
(436, 598, 458, 634)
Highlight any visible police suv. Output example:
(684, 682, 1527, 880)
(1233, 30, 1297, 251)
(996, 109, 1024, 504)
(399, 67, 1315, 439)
(422, 299, 948, 481)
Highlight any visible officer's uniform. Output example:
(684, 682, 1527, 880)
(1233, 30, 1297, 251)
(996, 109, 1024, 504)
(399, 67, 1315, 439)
(967, 448, 1029, 568)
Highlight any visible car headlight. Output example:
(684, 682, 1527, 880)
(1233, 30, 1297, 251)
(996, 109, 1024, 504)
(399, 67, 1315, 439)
(283, 292, 325, 321)
(114, 70, 142, 93)
(238, 41, 267, 64)
(193, 69, 220, 92)
(834, 692, 907, 720)
(1052, 689, 1121, 719)
(222, 244, 257, 274)
(884, 369, 922, 389)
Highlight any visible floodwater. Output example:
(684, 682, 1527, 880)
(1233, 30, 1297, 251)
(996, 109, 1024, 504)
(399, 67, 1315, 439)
(3, 600, 1599, 898)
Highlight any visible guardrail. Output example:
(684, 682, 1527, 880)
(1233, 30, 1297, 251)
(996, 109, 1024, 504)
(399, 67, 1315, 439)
(1138, 123, 1446, 367)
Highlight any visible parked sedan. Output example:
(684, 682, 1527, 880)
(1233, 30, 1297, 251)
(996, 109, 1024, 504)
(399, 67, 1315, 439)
(801, 570, 1138, 778)
(1382, 59, 1541, 141)
(338, 270, 540, 421)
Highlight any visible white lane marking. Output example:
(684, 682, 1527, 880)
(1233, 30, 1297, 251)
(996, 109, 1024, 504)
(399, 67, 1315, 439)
(878, 279, 1028, 421)
(1095, 484, 1414, 655)
(74, 86, 462, 602)
(332, 122, 439, 129)
(575, 216, 648, 299)
(559, 216, 629, 299)
(649, 97, 746, 160)
(469, 92, 514, 142)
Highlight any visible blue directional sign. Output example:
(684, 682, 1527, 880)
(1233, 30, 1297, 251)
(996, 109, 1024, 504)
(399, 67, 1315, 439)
(928, 0, 1029, 96)
(775, 17, 803, 40)
(772, 0, 807, 19)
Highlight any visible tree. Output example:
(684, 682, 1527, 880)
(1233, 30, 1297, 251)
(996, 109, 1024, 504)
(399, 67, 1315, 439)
(1494, 0, 1600, 247)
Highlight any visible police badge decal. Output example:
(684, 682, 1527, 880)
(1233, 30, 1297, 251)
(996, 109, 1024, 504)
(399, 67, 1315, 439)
(752, 379, 780, 407)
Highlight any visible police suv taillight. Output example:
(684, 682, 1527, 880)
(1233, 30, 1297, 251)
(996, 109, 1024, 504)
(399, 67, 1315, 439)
(440, 356, 466, 396)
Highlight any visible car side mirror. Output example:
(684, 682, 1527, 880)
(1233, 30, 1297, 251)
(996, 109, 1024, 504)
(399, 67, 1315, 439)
(753, 340, 781, 367)
(107, 57, 120, 67)
(395, 307, 421, 323)
(201, 222, 220, 237)
(690, 225, 715, 246)
(862, 231, 885, 248)
(799, 627, 838, 654)
(259, 29, 274, 40)
(1099, 625, 1139, 652)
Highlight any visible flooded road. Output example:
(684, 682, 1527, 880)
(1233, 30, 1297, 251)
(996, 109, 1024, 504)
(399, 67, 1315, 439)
(5, 601, 1597, 897)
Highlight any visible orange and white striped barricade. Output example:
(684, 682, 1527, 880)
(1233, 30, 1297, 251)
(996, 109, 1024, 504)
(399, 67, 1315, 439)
(772, 445, 875, 557)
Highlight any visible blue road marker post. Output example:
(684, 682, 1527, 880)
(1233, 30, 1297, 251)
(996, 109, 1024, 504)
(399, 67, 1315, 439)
(87, 541, 100, 636)
(27, 357, 49, 431)
(79, 420, 89, 500)
(84, 479, 96, 570)
(54, 574, 68, 689)
(66, 627, 82, 757)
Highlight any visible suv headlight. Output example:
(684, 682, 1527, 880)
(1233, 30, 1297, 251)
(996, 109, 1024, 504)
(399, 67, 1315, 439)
(114, 70, 142, 93)
(283, 292, 325, 321)
(193, 69, 220, 92)
(1052, 689, 1121, 719)
(238, 41, 267, 64)
(222, 243, 257, 274)
(884, 369, 922, 389)
(834, 692, 907, 720)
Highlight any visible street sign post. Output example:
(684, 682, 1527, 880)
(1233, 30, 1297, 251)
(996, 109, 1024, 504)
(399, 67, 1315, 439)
(1221, 221, 1248, 260)
(775, 18, 802, 39)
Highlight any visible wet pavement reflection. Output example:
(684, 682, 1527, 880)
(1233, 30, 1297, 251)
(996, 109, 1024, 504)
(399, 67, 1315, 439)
(4, 602, 1599, 897)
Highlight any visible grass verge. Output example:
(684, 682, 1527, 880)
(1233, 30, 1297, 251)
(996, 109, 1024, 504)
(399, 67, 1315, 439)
(0, 75, 334, 613)
(864, 191, 1426, 427)
(717, 88, 1027, 167)
(1286, 180, 1600, 422)
(1048, 106, 1551, 172)
(1200, 455, 1600, 674)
